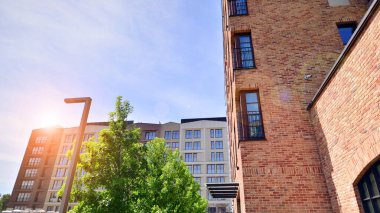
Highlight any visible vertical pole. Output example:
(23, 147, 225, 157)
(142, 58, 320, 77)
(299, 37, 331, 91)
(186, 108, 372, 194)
(59, 98, 91, 213)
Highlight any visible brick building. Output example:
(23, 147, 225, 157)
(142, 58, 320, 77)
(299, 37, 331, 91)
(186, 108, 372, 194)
(221, 0, 379, 212)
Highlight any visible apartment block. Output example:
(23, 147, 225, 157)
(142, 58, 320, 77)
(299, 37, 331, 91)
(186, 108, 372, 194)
(8, 118, 230, 212)
(222, 0, 378, 212)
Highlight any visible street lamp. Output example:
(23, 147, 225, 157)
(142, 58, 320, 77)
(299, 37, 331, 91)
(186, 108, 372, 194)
(59, 97, 92, 213)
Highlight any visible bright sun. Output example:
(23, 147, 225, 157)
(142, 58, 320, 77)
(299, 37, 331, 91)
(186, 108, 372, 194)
(40, 114, 60, 127)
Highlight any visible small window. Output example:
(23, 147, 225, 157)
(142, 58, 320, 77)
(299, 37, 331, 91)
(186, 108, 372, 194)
(185, 142, 193, 150)
(172, 130, 180, 139)
(193, 141, 201, 150)
(239, 91, 265, 140)
(193, 130, 201, 138)
(171, 142, 179, 149)
(215, 141, 223, 149)
(337, 22, 357, 45)
(35, 136, 48, 144)
(164, 131, 171, 140)
(228, 0, 248, 16)
(233, 34, 255, 69)
(185, 130, 193, 139)
(145, 131, 156, 140)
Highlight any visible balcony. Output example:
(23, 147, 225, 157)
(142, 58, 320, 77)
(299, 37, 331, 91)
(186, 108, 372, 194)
(228, 0, 248, 16)
(237, 112, 265, 141)
(232, 47, 255, 69)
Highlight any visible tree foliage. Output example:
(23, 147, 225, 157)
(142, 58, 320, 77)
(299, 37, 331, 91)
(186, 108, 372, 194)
(0, 194, 10, 210)
(70, 97, 207, 213)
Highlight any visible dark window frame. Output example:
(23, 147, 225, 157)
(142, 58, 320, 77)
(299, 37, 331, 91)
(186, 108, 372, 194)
(358, 160, 380, 213)
(228, 0, 248, 16)
(233, 33, 256, 69)
(239, 90, 265, 141)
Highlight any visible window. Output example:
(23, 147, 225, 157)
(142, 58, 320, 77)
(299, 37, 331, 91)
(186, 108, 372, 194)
(211, 141, 215, 149)
(239, 91, 265, 140)
(17, 193, 31, 202)
(52, 180, 63, 189)
(55, 168, 67, 177)
(83, 133, 94, 141)
(188, 165, 201, 174)
(211, 152, 224, 161)
(211, 129, 223, 138)
(172, 130, 179, 139)
(32, 147, 44, 155)
(61, 145, 71, 154)
(185, 153, 197, 162)
(207, 165, 216, 174)
(35, 136, 48, 144)
(21, 180, 34, 189)
(216, 164, 224, 174)
(216, 141, 223, 149)
(171, 142, 179, 149)
(358, 160, 380, 213)
(64, 135, 74, 143)
(25, 169, 37, 177)
(193, 130, 201, 138)
(193, 141, 201, 150)
(58, 157, 69, 165)
(233, 34, 255, 69)
(337, 22, 357, 45)
(28, 158, 41, 166)
(164, 131, 171, 140)
(207, 177, 225, 183)
(14, 206, 26, 210)
(185, 130, 193, 139)
(166, 142, 171, 148)
(145, 131, 156, 140)
(228, 0, 248, 16)
(208, 207, 217, 213)
(49, 192, 58, 202)
(194, 177, 201, 184)
(185, 142, 193, 150)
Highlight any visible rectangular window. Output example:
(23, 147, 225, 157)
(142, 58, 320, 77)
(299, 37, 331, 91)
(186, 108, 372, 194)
(210, 129, 215, 138)
(83, 133, 94, 141)
(185, 142, 193, 150)
(207, 177, 225, 183)
(164, 131, 171, 140)
(185, 130, 192, 139)
(166, 142, 171, 148)
(32, 147, 44, 155)
(21, 180, 34, 189)
(228, 0, 248, 16)
(239, 91, 265, 140)
(207, 165, 216, 174)
(52, 180, 63, 190)
(216, 152, 224, 161)
(145, 131, 156, 140)
(215, 141, 223, 149)
(28, 157, 41, 166)
(17, 193, 31, 202)
(193, 141, 201, 150)
(61, 145, 71, 154)
(171, 142, 179, 149)
(211, 141, 215, 149)
(216, 164, 224, 174)
(337, 22, 357, 45)
(211, 152, 215, 161)
(35, 136, 48, 144)
(215, 129, 223, 138)
(193, 165, 201, 174)
(49, 192, 58, 202)
(194, 177, 201, 184)
(55, 168, 67, 177)
(193, 130, 201, 138)
(233, 34, 255, 69)
(58, 157, 69, 165)
(172, 130, 180, 139)
(185, 153, 197, 162)
(25, 169, 37, 177)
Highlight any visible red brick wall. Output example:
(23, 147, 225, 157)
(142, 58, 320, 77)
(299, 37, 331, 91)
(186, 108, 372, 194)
(310, 6, 380, 213)
(223, 0, 368, 212)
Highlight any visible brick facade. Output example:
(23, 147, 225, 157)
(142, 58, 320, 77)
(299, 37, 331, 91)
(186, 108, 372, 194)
(309, 5, 380, 212)
(222, 0, 369, 212)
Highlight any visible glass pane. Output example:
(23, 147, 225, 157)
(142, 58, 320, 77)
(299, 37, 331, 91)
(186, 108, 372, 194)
(239, 35, 251, 48)
(338, 26, 355, 45)
(374, 198, 380, 213)
(370, 173, 380, 196)
(247, 103, 259, 112)
(365, 200, 375, 213)
(246, 93, 258, 103)
(363, 181, 371, 199)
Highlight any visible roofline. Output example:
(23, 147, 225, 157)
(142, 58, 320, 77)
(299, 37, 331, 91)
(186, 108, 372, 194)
(307, 0, 380, 110)
(181, 117, 227, 124)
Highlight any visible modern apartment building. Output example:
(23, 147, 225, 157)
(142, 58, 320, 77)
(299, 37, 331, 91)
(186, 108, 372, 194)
(180, 118, 231, 213)
(221, 0, 379, 212)
(8, 118, 231, 212)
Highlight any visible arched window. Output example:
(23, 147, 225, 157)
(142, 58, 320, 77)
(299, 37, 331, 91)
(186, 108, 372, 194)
(358, 160, 380, 213)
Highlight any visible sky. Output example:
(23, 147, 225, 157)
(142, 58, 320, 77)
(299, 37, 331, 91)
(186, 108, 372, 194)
(0, 0, 224, 194)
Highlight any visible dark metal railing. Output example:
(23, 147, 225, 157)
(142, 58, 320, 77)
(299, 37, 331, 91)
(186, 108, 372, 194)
(233, 47, 255, 69)
(238, 112, 265, 141)
(228, 0, 248, 16)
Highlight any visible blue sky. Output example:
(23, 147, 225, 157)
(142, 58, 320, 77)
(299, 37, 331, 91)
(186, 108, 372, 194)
(0, 0, 224, 194)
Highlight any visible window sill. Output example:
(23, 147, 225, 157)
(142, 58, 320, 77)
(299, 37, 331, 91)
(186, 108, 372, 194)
(229, 13, 249, 17)
(233, 66, 257, 70)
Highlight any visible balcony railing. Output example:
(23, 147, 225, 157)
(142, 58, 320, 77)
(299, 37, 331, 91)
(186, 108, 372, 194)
(233, 47, 255, 69)
(238, 112, 265, 141)
(228, 0, 248, 16)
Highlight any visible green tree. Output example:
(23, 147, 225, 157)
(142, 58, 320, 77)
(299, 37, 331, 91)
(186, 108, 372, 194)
(0, 194, 11, 210)
(138, 138, 207, 212)
(70, 97, 207, 213)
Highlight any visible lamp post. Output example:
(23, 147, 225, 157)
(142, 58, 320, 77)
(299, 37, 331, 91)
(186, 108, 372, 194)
(59, 97, 92, 213)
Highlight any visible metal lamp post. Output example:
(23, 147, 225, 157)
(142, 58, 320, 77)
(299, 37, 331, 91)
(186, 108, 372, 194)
(59, 97, 92, 213)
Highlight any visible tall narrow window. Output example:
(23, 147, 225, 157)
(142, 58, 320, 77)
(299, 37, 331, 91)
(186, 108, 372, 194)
(185, 130, 193, 139)
(240, 91, 265, 140)
(228, 0, 248, 16)
(337, 22, 357, 45)
(233, 34, 255, 69)
(164, 131, 171, 140)
(358, 160, 380, 213)
(172, 130, 180, 139)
